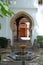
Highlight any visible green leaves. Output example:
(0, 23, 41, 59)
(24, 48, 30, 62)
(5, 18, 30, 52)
(37, 35, 43, 41)
(0, 1, 14, 17)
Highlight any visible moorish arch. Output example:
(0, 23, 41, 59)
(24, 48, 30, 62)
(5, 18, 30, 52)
(10, 11, 34, 49)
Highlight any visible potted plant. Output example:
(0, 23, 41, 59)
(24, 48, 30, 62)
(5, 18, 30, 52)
(37, 35, 43, 48)
(0, 37, 8, 48)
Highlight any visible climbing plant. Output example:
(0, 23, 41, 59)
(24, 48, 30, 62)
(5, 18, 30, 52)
(0, 1, 14, 17)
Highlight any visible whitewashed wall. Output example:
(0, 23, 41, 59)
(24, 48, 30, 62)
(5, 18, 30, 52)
(10, 0, 38, 8)
(0, 0, 43, 45)
(36, 6, 43, 35)
(0, 17, 7, 37)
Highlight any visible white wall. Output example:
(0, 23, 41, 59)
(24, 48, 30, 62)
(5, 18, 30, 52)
(0, 0, 43, 45)
(10, 0, 38, 8)
(36, 6, 43, 35)
(0, 17, 7, 37)
(0, 16, 12, 45)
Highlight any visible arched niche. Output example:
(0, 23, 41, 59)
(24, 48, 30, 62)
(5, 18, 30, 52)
(10, 11, 34, 48)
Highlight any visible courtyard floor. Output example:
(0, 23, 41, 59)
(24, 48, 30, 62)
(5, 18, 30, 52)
(0, 48, 43, 65)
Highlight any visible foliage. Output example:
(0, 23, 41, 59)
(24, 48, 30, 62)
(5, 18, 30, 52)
(0, 1, 14, 17)
(0, 37, 8, 48)
(37, 35, 43, 48)
(37, 35, 43, 42)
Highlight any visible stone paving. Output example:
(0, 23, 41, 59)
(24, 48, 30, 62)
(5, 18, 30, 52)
(1, 49, 43, 65)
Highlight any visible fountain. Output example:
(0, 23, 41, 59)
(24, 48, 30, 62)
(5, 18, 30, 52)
(8, 44, 37, 65)
(19, 44, 26, 55)
(14, 44, 37, 60)
(8, 44, 37, 61)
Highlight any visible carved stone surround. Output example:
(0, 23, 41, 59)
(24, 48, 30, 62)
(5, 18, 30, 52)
(10, 11, 34, 50)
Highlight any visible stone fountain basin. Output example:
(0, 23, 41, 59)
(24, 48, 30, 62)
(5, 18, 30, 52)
(15, 51, 28, 55)
(8, 51, 37, 60)
(15, 51, 36, 60)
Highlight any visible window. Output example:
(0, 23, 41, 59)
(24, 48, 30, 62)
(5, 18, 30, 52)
(38, 0, 43, 4)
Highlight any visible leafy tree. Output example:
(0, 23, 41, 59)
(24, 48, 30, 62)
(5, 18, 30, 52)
(0, 1, 14, 17)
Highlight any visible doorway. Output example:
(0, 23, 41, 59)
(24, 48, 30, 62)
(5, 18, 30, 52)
(19, 28, 26, 37)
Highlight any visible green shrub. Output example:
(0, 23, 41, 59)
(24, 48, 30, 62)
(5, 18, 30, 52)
(0, 37, 8, 48)
(37, 35, 43, 48)
(37, 36, 43, 41)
